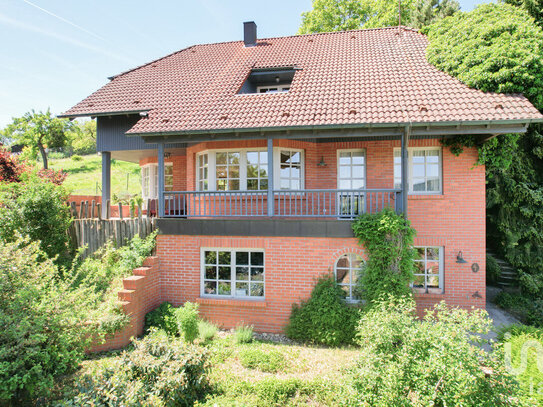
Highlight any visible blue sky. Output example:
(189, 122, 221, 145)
(0, 0, 485, 128)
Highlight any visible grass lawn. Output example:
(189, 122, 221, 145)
(59, 334, 359, 407)
(49, 154, 141, 197)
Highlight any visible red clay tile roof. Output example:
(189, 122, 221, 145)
(61, 27, 543, 135)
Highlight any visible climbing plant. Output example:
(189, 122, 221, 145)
(352, 208, 416, 304)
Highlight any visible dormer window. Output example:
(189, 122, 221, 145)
(238, 67, 296, 95)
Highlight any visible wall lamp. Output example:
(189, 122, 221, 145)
(456, 251, 467, 264)
(317, 156, 327, 167)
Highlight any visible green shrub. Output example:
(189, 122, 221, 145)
(145, 301, 178, 336)
(352, 208, 416, 304)
(486, 254, 502, 285)
(497, 323, 543, 342)
(238, 347, 287, 373)
(0, 175, 72, 267)
(495, 291, 543, 328)
(70, 154, 82, 161)
(234, 325, 254, 344)
(175, 302, 200, 343)
(350, 296, 526, 406)
(198, 320, 219, 342)
(498, 327, 543, 404)
(61, 329, 209, 406)
(0, 238, 97, 404)
(286, 276, 359, 346)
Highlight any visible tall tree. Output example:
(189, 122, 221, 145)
(424, 3, 543, 295)
(298, 0, 459, 34)
(2, 110, 73, 169)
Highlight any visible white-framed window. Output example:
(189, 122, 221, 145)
(412, 246, 444, 293)
(141, 163, 173, 200)
(201, 249, 265, 298)
(197, 148, 303, 191)
(335, 253, 364, 302)
(337, 149, 366, 190)
(257, 84, 290, 93)
(394, 147, 442, 194)
(275, 148, 304, 190)
(197, 154, 208, 191)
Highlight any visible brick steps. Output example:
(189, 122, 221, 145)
(89, 256, 161, 353)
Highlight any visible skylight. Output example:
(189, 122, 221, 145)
(238, 67, 296, 94)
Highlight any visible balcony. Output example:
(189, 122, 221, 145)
(161, 189, 401, 219)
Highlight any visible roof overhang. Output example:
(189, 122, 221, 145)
(136, 119, 541, 144)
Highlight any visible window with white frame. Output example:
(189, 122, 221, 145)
(394, 148, 442, 193)
(257, 84, 290, 93)
(202, 249, 264, 298)
(412, 246, 444, 293)
(338, 150, 366, 190)
(141, 163, 173, 200)
(197, 148, 303, 191)
(335, 253, 364, 301)
(277, 149, 303, 190)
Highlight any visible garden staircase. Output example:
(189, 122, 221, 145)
(487, 250, 519, 290)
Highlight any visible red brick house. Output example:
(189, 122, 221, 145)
(61, 23, 543, 333)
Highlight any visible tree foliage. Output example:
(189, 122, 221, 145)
(424, 3, 543, 297)
(298, 0, 459, 34)
(424, 3, 543, 111)
(0, 175, 73, 267)
(1, 109, 73, 169)
(352, 208, 416, 304)
(67, 119, 96, 155)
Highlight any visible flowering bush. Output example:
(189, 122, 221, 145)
(0, 150, 27, 182)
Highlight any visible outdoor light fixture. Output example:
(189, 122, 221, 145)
(456, 251, 467, 263)
(317, 156, 327, 167)
(275, 76, 280, 83)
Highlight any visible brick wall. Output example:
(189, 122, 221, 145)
(89, 256, 161, 352)
(134, 138, 486, 333)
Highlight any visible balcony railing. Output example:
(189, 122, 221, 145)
(162, 189, 401, 219)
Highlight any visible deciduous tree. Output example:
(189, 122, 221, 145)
(2, 109, 73, 169)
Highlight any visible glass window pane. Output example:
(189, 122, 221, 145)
(412, 164, 425, 178)
(280, 152, 290, 164)
(236, 282, 249, 296)
(290, 152, 301, 164)
(427, 275, 439, 287)
(251, 252, 264, 266)
(216, 166, 227, 179)
(413, 275, 425, 287)
(352, 179, 364, 189)
(339, 166, 350, 179)
(290, 167, 300, 179)
(250, 283, 264, 297)
(205, 251, 217, 264)
(339, 180, 351, 189)
(218, 266, 230, 280)
(251, 267, 264, 281)
(427, 179, 439, 191)
(204, 281, 217, 295)
(246, 151, 258, 165)
(280, 179, 290, 189)
(229, 166, 240, 178)
(218, 251, 231, 264)
(218, 282, 231, 295)
(205, 266, 216, 280)
(427, 164, 439, 177)
(427, 247, 439, 260)
(336, 268, 349, 284)
(229, 179, 240, 190)
(260, 179, 268, 190)
(352, 152, 364, 165)
(216, 152, 227, 165)
(413, 180, 426, 191)
(236, 266, 249, 281)
(291, 179, 300, 190)
(352, 166, 364, 179)
(236, 252, 249, 265)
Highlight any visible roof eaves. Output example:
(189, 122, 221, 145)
(57, 110, 149, 119)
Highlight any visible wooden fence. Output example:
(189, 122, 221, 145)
(68, 199, 156, 259)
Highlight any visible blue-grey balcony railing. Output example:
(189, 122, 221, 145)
(161, 189, 401, 219)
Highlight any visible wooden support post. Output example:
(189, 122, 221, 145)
(101, 152, 111, 219)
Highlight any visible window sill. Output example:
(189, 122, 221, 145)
(196, 297, 267, 308)
(408, 194, 444, 200)
(413, 290, 445, 299)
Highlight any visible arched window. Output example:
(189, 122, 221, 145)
(334, 253, 364, 302)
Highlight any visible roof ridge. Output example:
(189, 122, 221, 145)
(108, 26, 420, 81)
